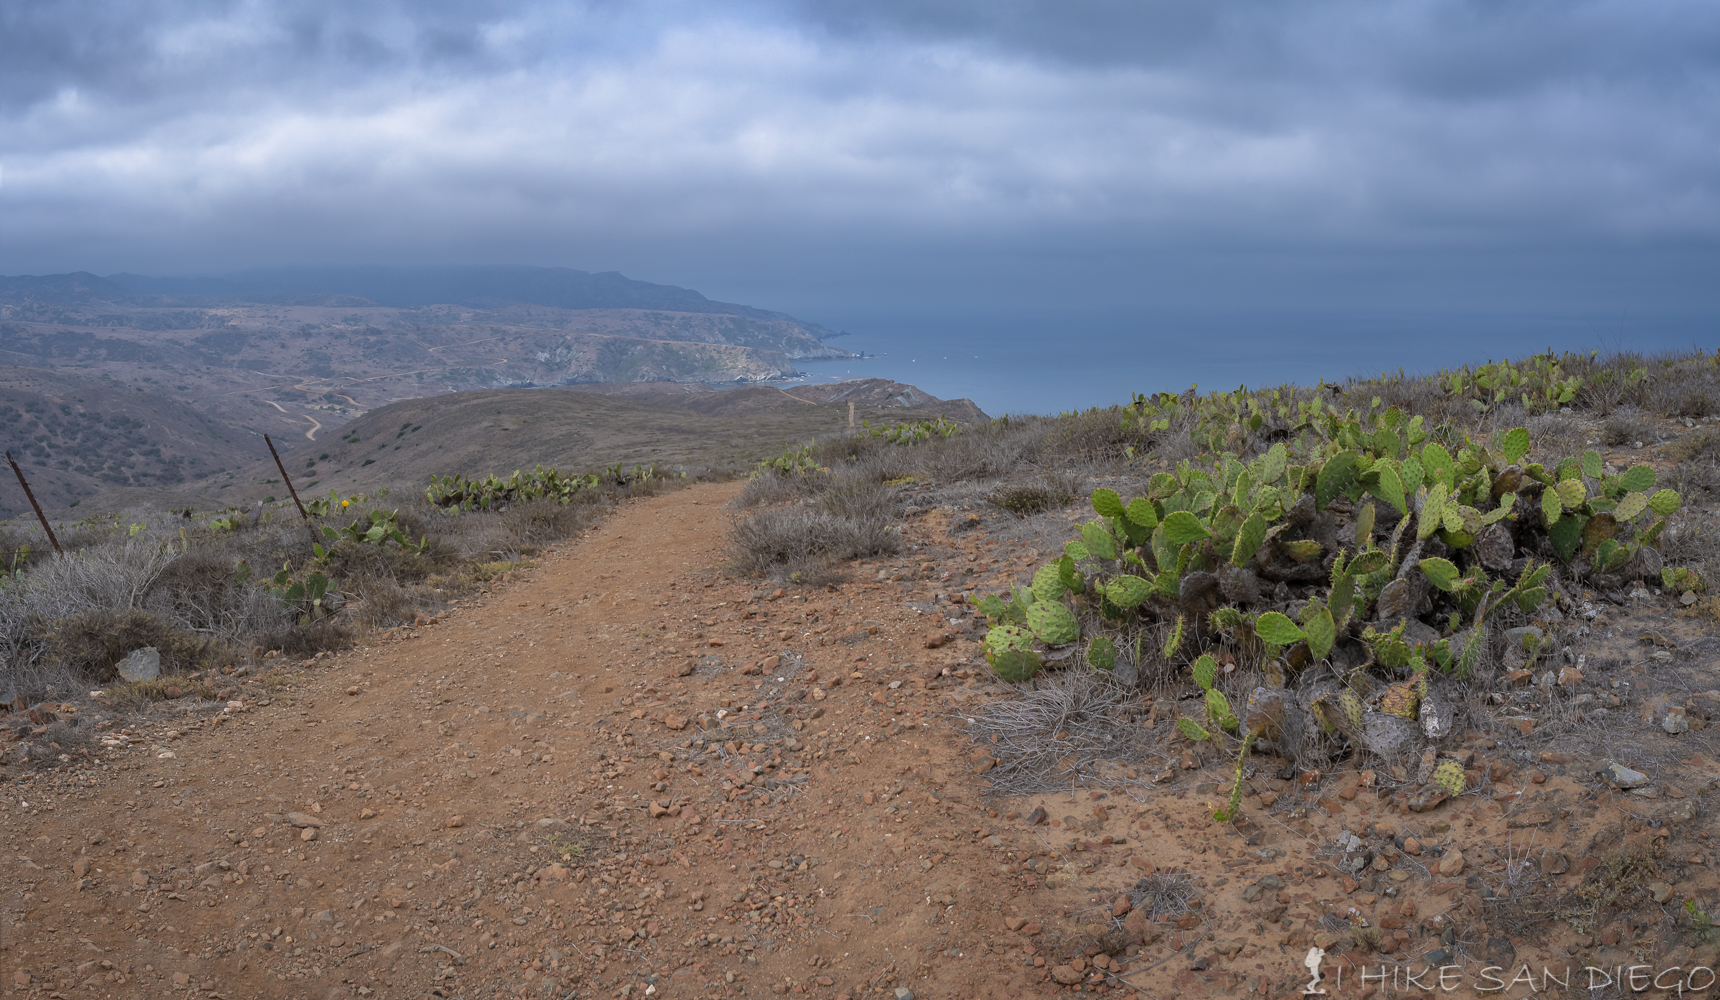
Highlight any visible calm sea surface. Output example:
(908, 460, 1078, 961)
(781, 307, 1715, 417)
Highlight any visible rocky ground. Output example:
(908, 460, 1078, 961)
(3, 480, 1719, 999)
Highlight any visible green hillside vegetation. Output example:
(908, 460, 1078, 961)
(728, 347, 1718, 812)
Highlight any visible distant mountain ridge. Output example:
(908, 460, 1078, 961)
(98, 265, 825, 329)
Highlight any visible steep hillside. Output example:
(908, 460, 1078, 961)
(0, 368, 258, 516)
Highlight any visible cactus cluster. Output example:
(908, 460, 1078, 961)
(426, 466, 604, 511)
(863, 415, 961, 445)
(320, 508, 428, 554)
(974, 398, 1696, 815)
(238, 559, 331, 627)
(755, 444, 825, 478)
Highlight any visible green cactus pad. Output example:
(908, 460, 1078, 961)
(1338, 690, 1366, 730)
(1231, 511, 1268, 566)
(1649, 489, 1681, 516)
(1086, 636, 1117, 672)
(1026, 600, 1079, 646)
(1554, 479, 1587, 509)
(1176, 717, 1211, 742)
(1255, 611, 1306, 647)
(1161, 511, 1212, 545)
(1080, 521, 1118, 561)
(1191, 653, 1217, 691)
(989, 647, 1043, 683)
(1618, 464, 1656, 493)
(1103, 575, 1153, 608)
(1304, 607, 1336, 660)
(1031, 563, 1069, 604)
(1500, 427, 1531, 465)
(1613, 492, 1649, 521)
(1091, 488, 1125, 519)
(1418, 557, 1461, 592)
(1315, 450, 1360, 511)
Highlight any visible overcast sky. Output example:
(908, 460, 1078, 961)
(3, 0, 1718, 320)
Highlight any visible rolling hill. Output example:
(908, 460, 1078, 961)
(27, 379, 985, 519)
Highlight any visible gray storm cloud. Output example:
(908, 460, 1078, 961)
(1, 0, 1717, 311)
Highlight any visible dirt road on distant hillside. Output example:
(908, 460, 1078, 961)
(5, 482, 1717, 1000)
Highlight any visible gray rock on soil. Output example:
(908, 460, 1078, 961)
(117, 647, 160, 682)
(1598, 760, 1649, 788)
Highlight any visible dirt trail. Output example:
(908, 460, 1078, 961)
(0, 484, 1036, 1000)
(5, 482, 1718, 1000)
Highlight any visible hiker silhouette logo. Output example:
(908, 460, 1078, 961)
(1303, 946, 1327, 994)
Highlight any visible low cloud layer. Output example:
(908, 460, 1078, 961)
(3, 0, 1717, 314)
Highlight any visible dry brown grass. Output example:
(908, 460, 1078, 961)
(0, 479, 653, 707)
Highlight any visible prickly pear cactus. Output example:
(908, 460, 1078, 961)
(985, 626, 1042, 683)
(1337, 690, 1366, 731)
(1432, 759, 1467, 796)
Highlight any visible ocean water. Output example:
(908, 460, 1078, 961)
(785, 307, 1715, 417)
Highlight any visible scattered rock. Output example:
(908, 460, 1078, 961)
(1538, 851, 1570, 875)
(1506, 809, 1553, 828)
(446, 815, 464, 829)
(1438, 849, 1465, 877)
(1025, 806, 1047, 825)
(1663, 800, 1698, 823)
(1650, 882, 1674, 903)
(117, 647, 161, 682)
(664, 715, 687, 731)
(1599, 761, 1649, 788)
(285, 812, 324, 829)
(1050, 965, 1083, 985)
(1406, 785, 1450, 813)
